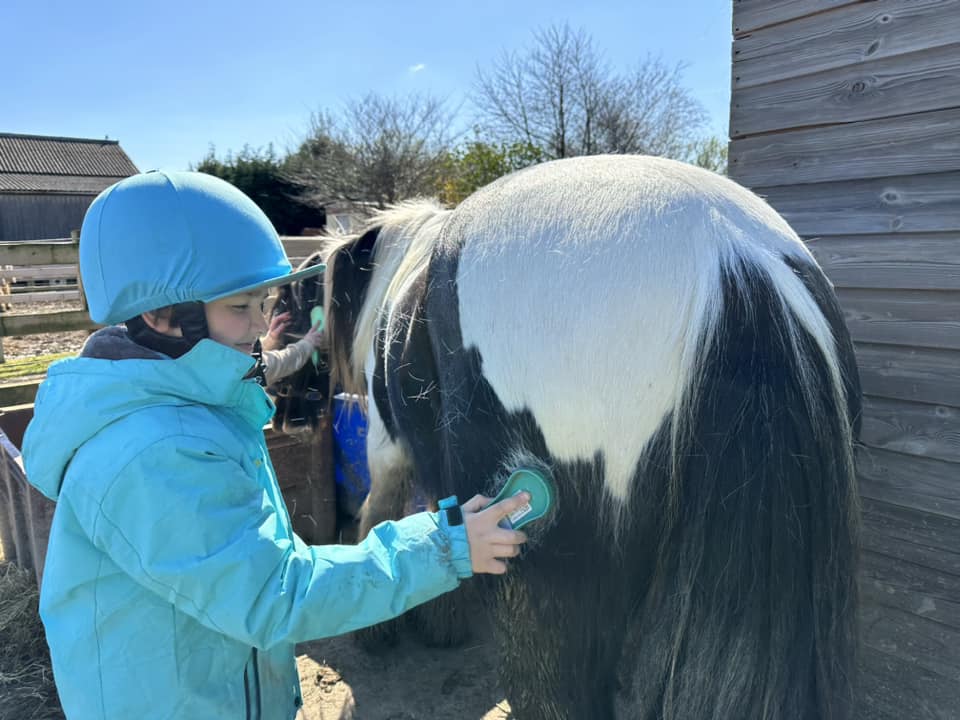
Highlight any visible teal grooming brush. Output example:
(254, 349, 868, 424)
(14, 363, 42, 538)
(486, 467, 556, 529)
(309, 306, 325, 368)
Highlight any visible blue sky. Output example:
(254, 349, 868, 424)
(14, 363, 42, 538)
(3, 1, 732, 172)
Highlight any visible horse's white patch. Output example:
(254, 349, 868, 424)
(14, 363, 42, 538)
(453, 155, 836, 502)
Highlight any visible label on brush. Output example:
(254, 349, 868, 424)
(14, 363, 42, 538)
(507, 493, 533, 525)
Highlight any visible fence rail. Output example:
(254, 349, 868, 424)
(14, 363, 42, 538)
(0, 265, 78, 283)
(0, 236, 324, 270)
(4, 290, 81, 305)
(0, 240, 79, 267)
(0, 236, 326, 406)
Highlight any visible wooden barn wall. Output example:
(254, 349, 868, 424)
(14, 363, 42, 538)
(0, 193, 94, 242)
(730, 2, 960, 718)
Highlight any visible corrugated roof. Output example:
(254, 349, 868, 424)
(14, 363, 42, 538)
(0, 133, 138, 192)
(0, 173, 128, 194)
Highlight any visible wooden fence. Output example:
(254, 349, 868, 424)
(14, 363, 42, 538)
(0, 265, 81, 306)
(0, 235, 326, 407)
(730, 2, 960, 718)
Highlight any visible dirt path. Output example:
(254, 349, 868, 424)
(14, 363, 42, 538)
(296, 626, 512, 720)
(0, 301, 89, 365)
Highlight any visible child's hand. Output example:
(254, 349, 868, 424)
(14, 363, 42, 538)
(267, 312, 292, 341)
(461, 493, 529, 575)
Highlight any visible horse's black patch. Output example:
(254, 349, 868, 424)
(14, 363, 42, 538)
(370, 315, 396, 442)
(326, 227, 381, 386)
(380, 270, 444, 476)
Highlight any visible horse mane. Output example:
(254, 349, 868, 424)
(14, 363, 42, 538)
(323, 200, 449, 398)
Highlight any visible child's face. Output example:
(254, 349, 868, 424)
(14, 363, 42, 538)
(204, 291, 271, 355)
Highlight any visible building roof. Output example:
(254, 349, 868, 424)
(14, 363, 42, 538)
(0, 132, 138, 194)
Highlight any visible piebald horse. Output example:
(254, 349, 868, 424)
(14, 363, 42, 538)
(323, 155, 861, 720)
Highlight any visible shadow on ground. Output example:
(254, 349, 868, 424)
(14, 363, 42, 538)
(296, 619, 512, 720)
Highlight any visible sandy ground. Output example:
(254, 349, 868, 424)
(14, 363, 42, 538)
(295, 626, 513, 720)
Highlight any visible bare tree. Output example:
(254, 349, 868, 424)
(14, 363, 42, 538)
(473, 25, 708, 160)
(599, 60, 708, 157)
(289, 93, 459, 208)
(288, 110, 361, 205)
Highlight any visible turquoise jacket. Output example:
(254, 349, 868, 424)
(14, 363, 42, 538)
(23, 328, 472, 720)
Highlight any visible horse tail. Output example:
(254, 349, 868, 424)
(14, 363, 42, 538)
(618, 252, 861, 720)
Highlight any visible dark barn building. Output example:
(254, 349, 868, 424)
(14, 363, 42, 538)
(0, 133, 138, 242)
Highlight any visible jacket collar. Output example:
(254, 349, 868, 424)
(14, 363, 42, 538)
(77, 326, 274, 430)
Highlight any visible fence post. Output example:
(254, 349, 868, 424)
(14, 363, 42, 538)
(0, 265, 7, 363)
(71, 230, 87, 312)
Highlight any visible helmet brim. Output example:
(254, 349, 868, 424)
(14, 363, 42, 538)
(205, 262, 327, 302)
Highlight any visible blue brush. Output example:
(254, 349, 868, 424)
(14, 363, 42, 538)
(486, 466, 556, 529)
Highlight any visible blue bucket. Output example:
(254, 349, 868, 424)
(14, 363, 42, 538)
(332, 394, 371, 517)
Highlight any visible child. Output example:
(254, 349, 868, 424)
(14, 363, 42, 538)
(22, 171, 529, 720)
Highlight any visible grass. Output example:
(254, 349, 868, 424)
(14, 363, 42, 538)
(0, 354, 70, 383)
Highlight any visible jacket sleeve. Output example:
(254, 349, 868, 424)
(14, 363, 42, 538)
(261, 339, 313, 386)
(83, 435, 473, 649)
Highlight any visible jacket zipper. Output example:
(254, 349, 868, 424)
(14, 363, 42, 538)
(251, 648, 262, 720)
(243, 649, 262, 720)
(243, 662, 252, 720)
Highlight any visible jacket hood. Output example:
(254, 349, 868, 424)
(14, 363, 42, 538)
(23, 327, 273, 501)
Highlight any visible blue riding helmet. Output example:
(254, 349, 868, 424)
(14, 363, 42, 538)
(81, 170, 326, 325)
